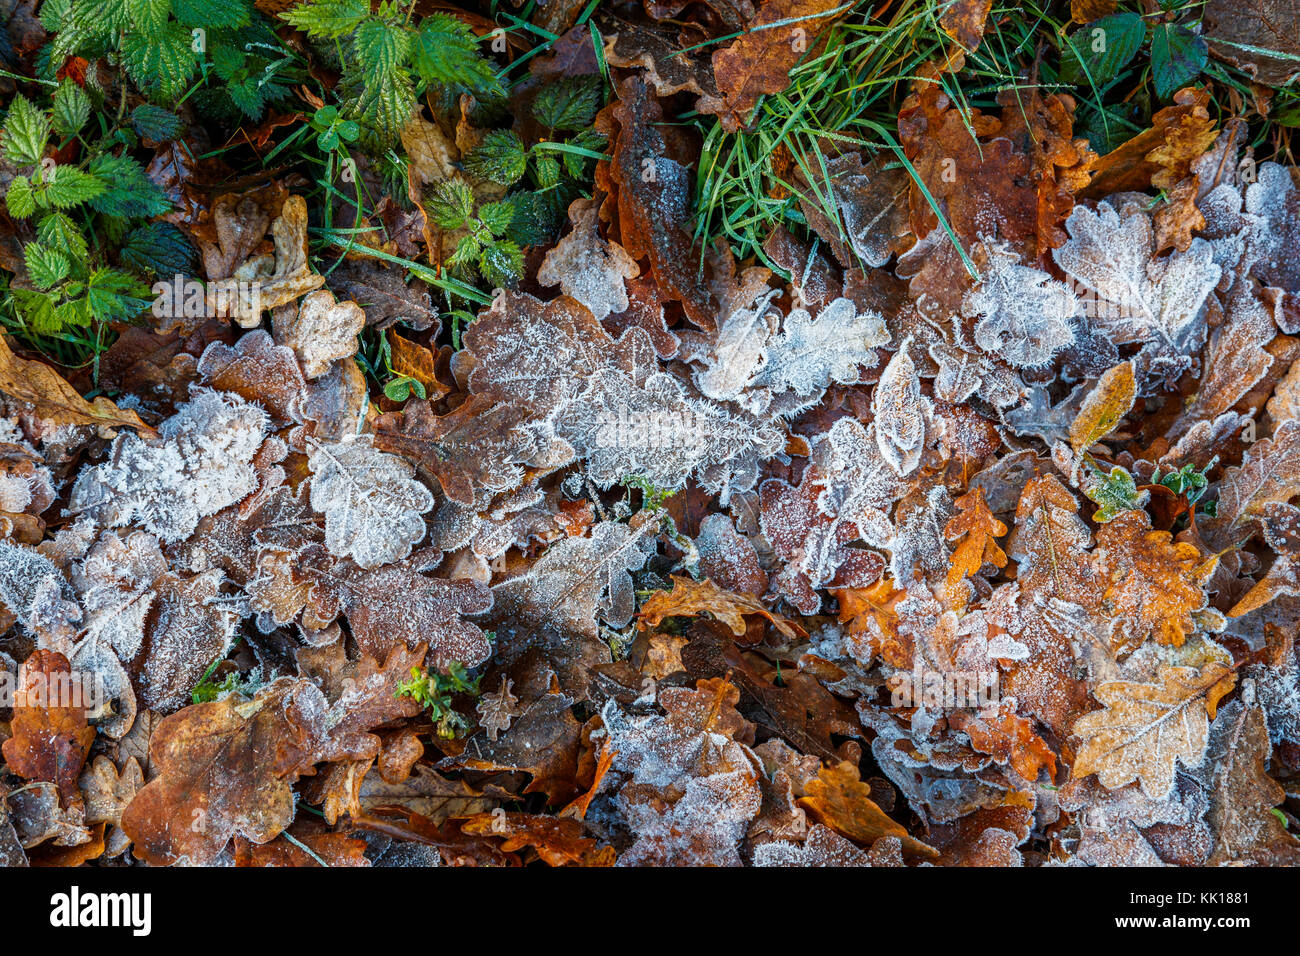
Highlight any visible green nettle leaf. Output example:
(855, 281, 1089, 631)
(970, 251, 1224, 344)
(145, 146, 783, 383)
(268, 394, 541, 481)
(464, 130, 528, 186)
(5, 176, 36, 218)
(170, 0, 251, 29)
(86, 268, 151, 322)
(355, 18, 413, 75)
(479, 239, 523, 289)
(129, 0, 171, 34)
(350, 20, 416, 145)
(52, 80, 91, 138)
(1062, 13, 1146, 85)
(535, 154, 561, 189)
(43, 165, 106, 209)
(427, 179, 475, 229)
(37, 211, 89, 260)
(40, 0, 73, 31)
(412, 14, 501, 96)
(281, 0, 369, 38)
(1085, 465, 1151, 523)
(121, 21, 198, 101)
(11, 288, 60, 334)
(531, 76, 603, 132)
(2, 94, 52, 167)
(24, 243, 71, 291)
(121, 222, 197, 277)
(226, 77, 266, 119)
(478, 199, 515, 237)
(87, 153, 171, 218)
(1150, 23, 1208, 99)
(131, 103, 184, 142)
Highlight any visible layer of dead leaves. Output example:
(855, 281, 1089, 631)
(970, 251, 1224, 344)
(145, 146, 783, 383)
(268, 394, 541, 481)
(3, 1, 1300, 869)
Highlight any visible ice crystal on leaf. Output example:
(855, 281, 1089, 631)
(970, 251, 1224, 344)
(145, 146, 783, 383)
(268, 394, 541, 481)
(68, 389, 270, 544)
(964, 248, 1077, 368)
(307, 436, 435, 570)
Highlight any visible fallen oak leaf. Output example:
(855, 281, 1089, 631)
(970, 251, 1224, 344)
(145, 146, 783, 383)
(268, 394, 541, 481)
(0, 335, 157, 438)
(1, 650, 97, 808)
(458, 811, 615, 866)
(637, 575, 806, 641)
(1072, 662, 1236, 800)
(1069, 360, 1136, 455)
(798, 760, 938, 858)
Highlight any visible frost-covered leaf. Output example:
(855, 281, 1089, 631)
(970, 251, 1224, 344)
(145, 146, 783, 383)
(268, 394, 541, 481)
(1072, 662, 1235, 800)
(537, 198, 640, 321)
(272, 289, 365, 379)
(68, 390, 270, 544)
(964, 248, 1077, 367)
(873, 345, 928, 477)
(307, 437, 434, 570)
(748, 297, 889, 403)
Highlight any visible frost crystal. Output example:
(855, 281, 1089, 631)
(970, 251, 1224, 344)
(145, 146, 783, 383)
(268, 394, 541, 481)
(307, 436, 435, 570)
(749, 297, 889, 400)
(964, 248, 1077, 367)
(68, 389, 270, 543)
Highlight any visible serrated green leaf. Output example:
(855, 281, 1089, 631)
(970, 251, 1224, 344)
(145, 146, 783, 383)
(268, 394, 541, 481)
(128, 0, 170, 34)
(36, 212, 89, 260)
(1150, 23, 1208, 99)
(2, 95, 51, 167)
(171, 0, 251, 29)
(478, 198, 515, 237)
(426, 178, 474, 229)
(1084, 466, 1151, 523)
(86, 268, 151, 322)
(87, 153, 171, 218)
(479, 239, 522, 289)
(226, 76, 265, 119)
(1061, 13, 1146, 86)
(24, 243, 70, 290)
(11, 288, 60, 334)
(120, 222, 196, 277)
(121, 21, 198, 101)
(463, 129, 527, 186)
(412, 14, 501, 96)
(5, 176, 36, 218)
(532, 76, 603, 133)
(131, 103, 184, 142)
(52, 79, 91, 138)
(281, 0, 368, 38)
(43, 165, 106, 209)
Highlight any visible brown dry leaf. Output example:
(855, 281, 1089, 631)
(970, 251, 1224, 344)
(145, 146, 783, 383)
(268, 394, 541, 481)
(476, 676, 521, 742)
(948, 705, 1057, 784)
(791, 152, 913, 269)
(1195, 699, 1300, 864)
(1070, 360, 1136, 454)
(638, 574, 805, 640)
(1203, 0, 1300, 89)
(77, 755, 144, 857)
(119, 679, 320, 864)
(387, 331, 447, 401)
(1096, 510, 1213, 652)
(459, 812, 614, 866)
(1085, 88, 1218, 198)
(602, 76, 713, 328)
(698, 0, 845, 132)
(943, 488, 1008, 604)
(833, 578, 910, 668)
(939, 0, 994, 60)
(1072, 662, 1237, 800)
(272, 289, 366, 379)
(224, 195, 326, 325)
(1071, 0, 1116, 21)
(1, 650, 97, 808)
(798, 760, 937, 858)
(197, 329, 306, 425)
(0, 335, 157, 438)
(233, 828, 371, 867)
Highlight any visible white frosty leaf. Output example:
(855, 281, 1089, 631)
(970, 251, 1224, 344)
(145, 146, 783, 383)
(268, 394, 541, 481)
(1053, 200, 1221, 383)
(964, 248, 1078, 368)
(812, 417, 903, 546)
(748, 297, 889, 399)
(67, 389, 270, 544)
(536, 198, 640, 321)
(273, 289, 366, 379)
(691, 286, 779, 402)
(307, 436, 434, 569)
(71, 530, 167, 662)
(873, 345, 928, 477)
(0, 540, 81, 640)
